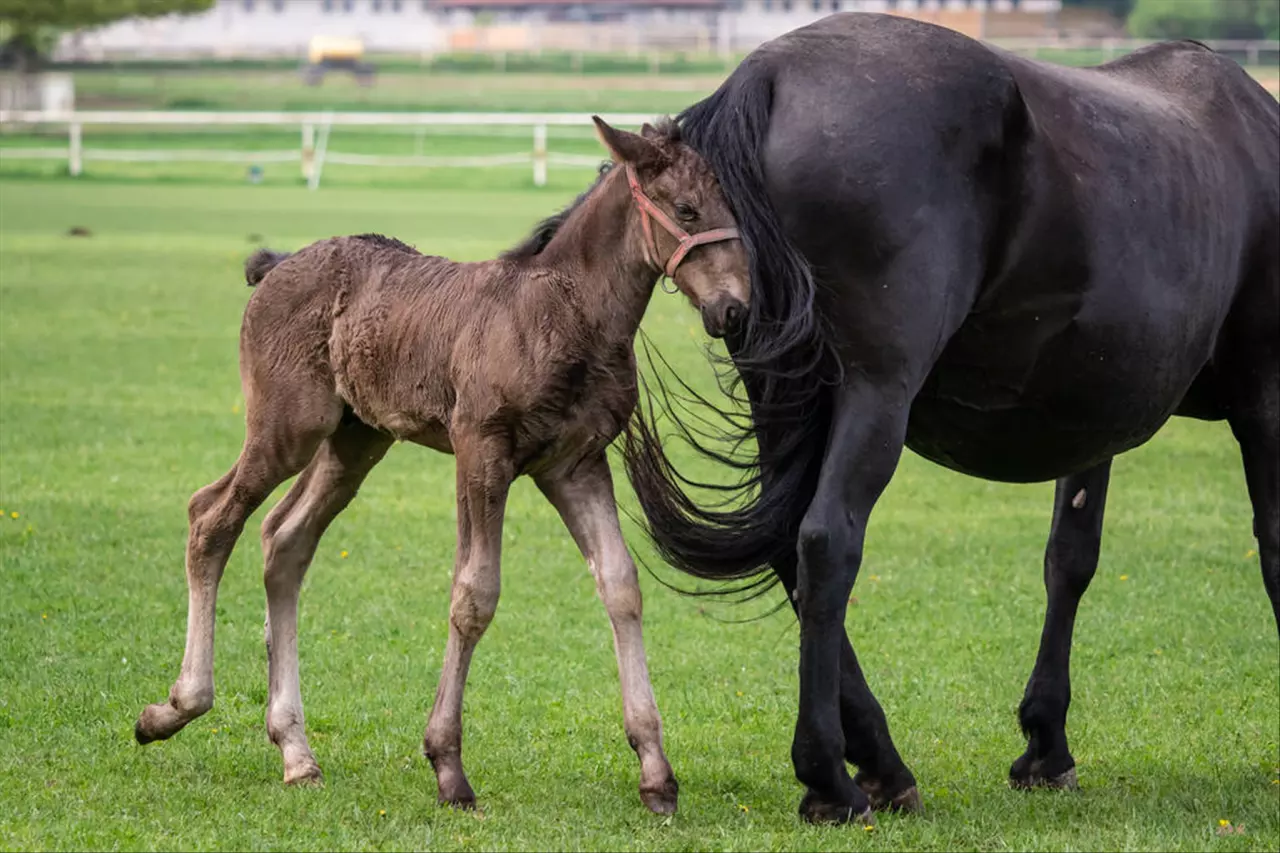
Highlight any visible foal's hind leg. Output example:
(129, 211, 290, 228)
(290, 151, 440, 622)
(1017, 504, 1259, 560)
(135, 393, 341, 744)
(1009, 460, 1112, 791)
(536, 454, 679, 814)
(260, 419, 392, 784)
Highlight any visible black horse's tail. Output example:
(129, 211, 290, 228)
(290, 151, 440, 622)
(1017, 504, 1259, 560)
(244, 249, 292, 287)
(623, 59, 838, 595)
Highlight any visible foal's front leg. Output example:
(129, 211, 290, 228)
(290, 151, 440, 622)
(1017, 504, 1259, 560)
(536, 453, 679, 814)
(423, 437, 513, 809)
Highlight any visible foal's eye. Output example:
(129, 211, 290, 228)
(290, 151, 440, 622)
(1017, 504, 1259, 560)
(674, 202, 698, 223)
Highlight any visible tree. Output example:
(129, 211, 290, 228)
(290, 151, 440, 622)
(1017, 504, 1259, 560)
(0, 0, 214, 71)
(1127, 0, 1276, 40)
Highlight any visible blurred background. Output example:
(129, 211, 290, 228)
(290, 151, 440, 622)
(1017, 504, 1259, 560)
(0, 0, 1276, 189)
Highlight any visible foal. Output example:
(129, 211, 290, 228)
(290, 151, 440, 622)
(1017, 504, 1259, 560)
(134, 117, 748, 814)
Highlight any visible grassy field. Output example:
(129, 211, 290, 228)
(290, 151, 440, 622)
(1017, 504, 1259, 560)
(0, 175, 1277, 852)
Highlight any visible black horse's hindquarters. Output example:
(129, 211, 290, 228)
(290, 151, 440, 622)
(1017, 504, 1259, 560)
(637, 12, 1280, 823)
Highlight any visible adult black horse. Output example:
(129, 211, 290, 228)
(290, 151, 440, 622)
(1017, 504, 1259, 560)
(624, 13, 1278, 824)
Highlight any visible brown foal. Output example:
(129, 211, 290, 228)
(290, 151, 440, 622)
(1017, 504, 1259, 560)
(133, 117, 749, 814)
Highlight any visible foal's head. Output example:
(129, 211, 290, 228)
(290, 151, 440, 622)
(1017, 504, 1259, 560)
(593, 116, 750, 339)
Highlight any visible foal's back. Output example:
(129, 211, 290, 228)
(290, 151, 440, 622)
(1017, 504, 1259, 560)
(243, 234, 624, 458)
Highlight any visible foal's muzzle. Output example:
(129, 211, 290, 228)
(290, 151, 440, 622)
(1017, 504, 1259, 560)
(701, 296, 747, 339)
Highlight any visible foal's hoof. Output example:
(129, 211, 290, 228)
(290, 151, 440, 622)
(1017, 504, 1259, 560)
(640, 777, 679, 815)
(798, 790, 876, 826)
(134, 703, 186, 744)
(284, 763, 325, 787)
(854, 772, 924, 814)
(1009, 759, 1079, 791)
(438, 790, 477, 811)
(436, 775, 478, 811)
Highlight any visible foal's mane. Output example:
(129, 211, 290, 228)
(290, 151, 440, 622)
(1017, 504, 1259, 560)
(500, 162, 613, 261)
(353, 233, 420, 254)
(501, 118, 683, 261)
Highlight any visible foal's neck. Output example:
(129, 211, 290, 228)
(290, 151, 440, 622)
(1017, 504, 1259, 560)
(531, 166, 659, 343)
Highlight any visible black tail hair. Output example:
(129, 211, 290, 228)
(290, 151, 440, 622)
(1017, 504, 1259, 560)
(244, 249, 292, 287)
(623, 58, 839, 597)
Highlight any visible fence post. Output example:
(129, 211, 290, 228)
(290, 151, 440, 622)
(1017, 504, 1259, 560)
(69, 120, 82, 176)
(308, 114, 332, 192)
(533, 123, 547, 188)
(301, 122, 315, 181)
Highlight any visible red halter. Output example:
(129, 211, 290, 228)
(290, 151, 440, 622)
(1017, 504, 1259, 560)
(625, 164, 741, 279)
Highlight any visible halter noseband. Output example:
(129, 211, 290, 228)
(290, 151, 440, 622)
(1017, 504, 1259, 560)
(625, 164, 741, 279)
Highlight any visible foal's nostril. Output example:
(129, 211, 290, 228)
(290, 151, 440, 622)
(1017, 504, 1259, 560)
(724, 303, 744, 329)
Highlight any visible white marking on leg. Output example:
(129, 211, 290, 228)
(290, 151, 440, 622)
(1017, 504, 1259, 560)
(1071, 488, 1087, 510)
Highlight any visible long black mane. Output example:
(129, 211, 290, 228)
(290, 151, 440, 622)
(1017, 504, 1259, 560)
(622, 61, 841, 599)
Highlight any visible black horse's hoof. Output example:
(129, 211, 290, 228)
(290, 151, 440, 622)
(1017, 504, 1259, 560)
(799, 790, 875, 825)
(1009, 755, 1079, 790)
(854, 771, 924, 814)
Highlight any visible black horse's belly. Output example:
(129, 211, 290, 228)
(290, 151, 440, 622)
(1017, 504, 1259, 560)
(905, 308, 1206, 483)
(905, 394, 1159, 483)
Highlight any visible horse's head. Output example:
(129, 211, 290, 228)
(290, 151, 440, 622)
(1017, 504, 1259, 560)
(593, 116, 749, 339)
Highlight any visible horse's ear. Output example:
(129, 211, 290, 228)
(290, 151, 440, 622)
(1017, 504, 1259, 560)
(640, 122, 660, 140)
(593, 116, 663, 169)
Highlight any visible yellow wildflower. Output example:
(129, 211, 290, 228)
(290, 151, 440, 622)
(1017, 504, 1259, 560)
(340, 550, 349, 559)
(379, 809, 387, 817)
(1119, 574, 1129, 581)
(10, 511, 18, 519)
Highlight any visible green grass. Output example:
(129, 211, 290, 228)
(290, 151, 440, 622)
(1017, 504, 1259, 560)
(59, 68, 726, 114)
(49, 50, 745, 77)
(0, 126, 611, 192)
(0, 178, 1276, 852)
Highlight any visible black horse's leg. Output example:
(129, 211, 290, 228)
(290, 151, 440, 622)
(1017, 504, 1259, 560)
(1227, 376, 1280, 633)
(772, 554, 920, 812)
(1009, 460, 1111, 790)
(792, 384, 910, 824)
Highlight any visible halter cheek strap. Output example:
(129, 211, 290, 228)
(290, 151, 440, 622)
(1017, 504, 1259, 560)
(625, 164, 741, 279)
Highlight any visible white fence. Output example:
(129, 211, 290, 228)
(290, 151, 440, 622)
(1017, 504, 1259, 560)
(0, 110, 654, 189)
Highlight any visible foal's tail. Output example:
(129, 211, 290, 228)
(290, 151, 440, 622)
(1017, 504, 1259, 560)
(622, 58, 838, 597)
(244, 249, 292, 287)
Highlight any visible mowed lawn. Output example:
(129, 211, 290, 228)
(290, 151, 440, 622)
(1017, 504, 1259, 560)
(0, 178, 1276, 852)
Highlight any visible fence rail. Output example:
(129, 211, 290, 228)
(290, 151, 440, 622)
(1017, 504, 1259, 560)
(0, 110, 649, 188)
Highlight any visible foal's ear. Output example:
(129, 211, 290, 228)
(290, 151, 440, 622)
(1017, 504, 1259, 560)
(593, 116, 663, 170)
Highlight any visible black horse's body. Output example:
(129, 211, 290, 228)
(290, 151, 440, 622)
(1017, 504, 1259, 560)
(907, 45, 1274, 482)
(627, 13, 1279, 822)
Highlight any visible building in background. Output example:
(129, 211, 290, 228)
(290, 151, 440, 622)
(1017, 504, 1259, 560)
(56, 0, 1064, 61)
